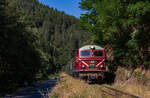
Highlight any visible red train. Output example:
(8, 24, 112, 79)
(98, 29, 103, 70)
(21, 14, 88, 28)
(68, 45, 106, 82)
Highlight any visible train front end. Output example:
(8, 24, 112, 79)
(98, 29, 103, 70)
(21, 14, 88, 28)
(78, 45, 106, 80)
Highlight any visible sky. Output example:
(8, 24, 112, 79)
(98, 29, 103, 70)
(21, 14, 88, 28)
(38, 0, 86, 18)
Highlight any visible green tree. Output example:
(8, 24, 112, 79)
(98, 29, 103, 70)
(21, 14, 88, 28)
(79, 0, 150, 69)
(0, 0, 43, 95)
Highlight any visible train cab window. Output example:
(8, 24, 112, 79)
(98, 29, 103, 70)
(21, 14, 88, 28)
(80, 51, 91, 57)
(94, 51, 104, 57)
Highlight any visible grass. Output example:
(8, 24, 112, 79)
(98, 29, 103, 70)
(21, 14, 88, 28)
(122, 83, 150, 98)
(113, 67, 150, 98)
(49, 72, 150, 98)
(49, 72, 103, 98)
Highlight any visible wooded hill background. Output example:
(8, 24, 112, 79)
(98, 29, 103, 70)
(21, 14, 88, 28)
(0, 0, 89, 96)
(1, 0, 150, 96)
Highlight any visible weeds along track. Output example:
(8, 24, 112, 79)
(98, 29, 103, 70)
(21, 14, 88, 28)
(100, 85, 141, 98)
(56, 74, 141, 98)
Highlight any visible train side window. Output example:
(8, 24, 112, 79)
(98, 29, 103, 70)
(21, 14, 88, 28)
(80, 51, 91, 57)
(94, 51, 104, 57)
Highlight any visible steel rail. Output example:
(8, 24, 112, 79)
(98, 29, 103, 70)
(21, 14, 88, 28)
(100, 85, 141, 98)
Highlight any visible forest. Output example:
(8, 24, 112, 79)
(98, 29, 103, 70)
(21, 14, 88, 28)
(1, 0, 150, 96)
(0, 0, 89, 96)
(79, 0, 150, 71)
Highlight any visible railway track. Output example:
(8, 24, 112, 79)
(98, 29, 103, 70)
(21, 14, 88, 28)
(100, 85, 141, 98)
(58, 74, 141, 98)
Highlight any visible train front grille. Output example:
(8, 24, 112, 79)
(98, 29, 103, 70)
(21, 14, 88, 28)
(89, 60, 96, 68)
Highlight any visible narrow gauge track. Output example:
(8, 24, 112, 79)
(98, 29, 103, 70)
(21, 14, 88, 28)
(100, 85, 141, 98)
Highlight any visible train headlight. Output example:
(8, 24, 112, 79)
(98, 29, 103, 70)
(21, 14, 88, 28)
(100, 65, 103, 68)
(81, 65, 85, 68)
(90, 45, 95, 50)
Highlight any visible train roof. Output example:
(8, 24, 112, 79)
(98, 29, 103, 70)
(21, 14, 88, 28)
(79, 45, 104, 51)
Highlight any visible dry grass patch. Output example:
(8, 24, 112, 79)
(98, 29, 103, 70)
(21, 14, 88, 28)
(123, 83, 150, 98)
(113, 67, 150, 98)
(111, 80, 150, 98)
(49, 72, 103, 98)
(49, 72, 150, 98)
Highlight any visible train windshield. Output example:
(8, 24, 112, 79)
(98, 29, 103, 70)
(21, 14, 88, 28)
(80, 51, 91, 57)
(93, 51, 104, 57)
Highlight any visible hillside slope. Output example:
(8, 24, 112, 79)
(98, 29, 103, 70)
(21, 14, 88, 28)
(15, 0, 90, 78)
